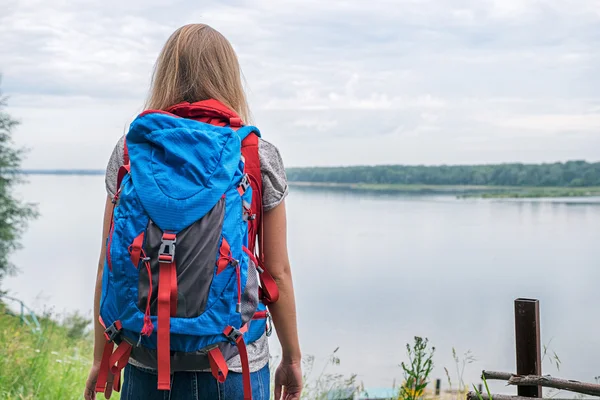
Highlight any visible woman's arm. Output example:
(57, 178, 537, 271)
(84, 196, 114, 400)
(262, 200, 302, 399)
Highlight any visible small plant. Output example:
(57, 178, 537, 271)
(540, 339, 564, 399)
(452, 348, 476, 393)
(542, 338, 561, 372)
(444, 366, 452, 390)
(472, 374, 492, 400)
(276, 347, 359, 400)
(443, 346, 476, 400)
(399, 336, 435, 400)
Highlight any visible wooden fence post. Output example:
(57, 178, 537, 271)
(514, 298, 542, 397)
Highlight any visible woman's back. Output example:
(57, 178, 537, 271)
(85, 24, 302, 400)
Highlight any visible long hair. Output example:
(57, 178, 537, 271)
(145, 24, 250, 123)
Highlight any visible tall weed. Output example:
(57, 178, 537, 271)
(399, 336, 435, 400)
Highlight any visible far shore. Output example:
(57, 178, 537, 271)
(288, 182, 600, 199)
(20, 171, 600, 199)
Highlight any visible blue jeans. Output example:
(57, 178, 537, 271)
(120, 363, 270, 400)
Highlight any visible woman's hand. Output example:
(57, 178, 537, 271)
(274, 360, 303, 400)
(84, 360, 114, 400)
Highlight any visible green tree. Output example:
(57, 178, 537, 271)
(0, 83, 38, 284)
(286, 161, 600, 187)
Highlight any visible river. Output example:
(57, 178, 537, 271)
(6, 175, 600, 393)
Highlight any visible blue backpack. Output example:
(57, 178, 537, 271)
(95, 101, 279, 400)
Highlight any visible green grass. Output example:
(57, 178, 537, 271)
(0, 302, 360, 400)
(0, 306, 523, 400)
(289, 182, 600, 198)
(0, 305, 111, 400)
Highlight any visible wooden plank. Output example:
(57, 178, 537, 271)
(515, 298, 542, 397)
(467, 392, 575, 400)
(482, 371, 600, 397)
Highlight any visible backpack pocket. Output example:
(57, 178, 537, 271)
(137, 197, 225, 318)
(239, 252, 260, 326)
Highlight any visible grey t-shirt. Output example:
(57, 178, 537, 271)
(104, 134, 288, 373)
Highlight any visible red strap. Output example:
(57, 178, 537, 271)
(117, 136, 131, 192)
(109, 341, 132, 375)
(123, 137, 130, 165)
(157, 261, 172, 390)
(116, 164, 130, 193)
(242, 157, 280, 305)
(159, 233, 178, 317)
(128, 232, 144, 268)
(252, 311, 268, 320)
(222, 326, 252, 399)
(166, 99, 240, 124)
(95, 340, 114, 393)
(208, 348, 228, 383)
(170, 261, 178, 316)
(140, 250, 155, 337)
(162, 232, 176, 241)
(259, 267, 279, 304)
(241, 136, 262, 257)
(230, 117, 242, 127)
(242, 246, 259, 268)
(243, 246, 279, 304)
(236, 333, 253, 400)
(113, 371, 121, 393)
(217, 237, 232, 274)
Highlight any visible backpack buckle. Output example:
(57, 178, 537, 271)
(224, 326, 243, 343)
(237, 174, 250, 195)
(104, 321, 123, 343)
(159, 233, 176, 263)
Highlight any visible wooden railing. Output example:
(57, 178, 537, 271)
(0, 294, 41, 333)
(467, 298, 600, 400)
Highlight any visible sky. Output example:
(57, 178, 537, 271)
(1, 0, 599, 169)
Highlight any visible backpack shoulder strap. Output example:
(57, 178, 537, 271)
(241, 132, 261, 243)
(241, 132, 262, 258)
(236, 125, 261, 141)
(241, 133, 280, 305)
(116, 137, 131, 193)
(123, 137, 130, 165)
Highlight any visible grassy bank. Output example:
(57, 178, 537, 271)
(472, 187, 600, 198)
(0, 304, 489, 400)
(0, 304, 107, 400)
(289, 182, 600, 198)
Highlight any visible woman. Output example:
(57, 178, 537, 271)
(84, 24, 302, 400)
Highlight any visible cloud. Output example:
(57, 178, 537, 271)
(1, 0, 599, 169)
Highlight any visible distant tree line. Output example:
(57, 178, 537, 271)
(285, 161, 600, 187)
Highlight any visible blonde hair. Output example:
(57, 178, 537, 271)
(145, 24, 250, 123)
